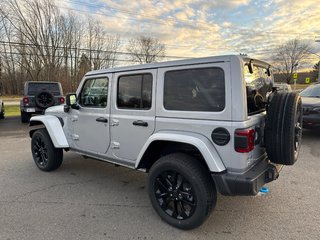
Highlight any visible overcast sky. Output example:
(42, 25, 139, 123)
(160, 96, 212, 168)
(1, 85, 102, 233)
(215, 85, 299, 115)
(58, 0, 320, 67)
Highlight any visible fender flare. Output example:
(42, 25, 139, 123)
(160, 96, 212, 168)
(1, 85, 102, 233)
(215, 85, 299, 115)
(135, 131, 226, 172)
(29, 115, 69, 148)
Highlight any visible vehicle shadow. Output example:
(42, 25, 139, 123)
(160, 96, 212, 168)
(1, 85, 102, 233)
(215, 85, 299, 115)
(302, 128, 320, 140)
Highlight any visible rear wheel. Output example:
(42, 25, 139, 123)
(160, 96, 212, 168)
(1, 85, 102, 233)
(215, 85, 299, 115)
(21, 111, 31, 123)
(265, 92, 302, 165)
(0, 103, 4, 119)
(31, 129, 63, 171)
(148, 153, 216, 230)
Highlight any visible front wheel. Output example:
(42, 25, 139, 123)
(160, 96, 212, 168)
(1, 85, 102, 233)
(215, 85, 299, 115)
(31, 129, 63, 171)
(148, 153, 216, 230)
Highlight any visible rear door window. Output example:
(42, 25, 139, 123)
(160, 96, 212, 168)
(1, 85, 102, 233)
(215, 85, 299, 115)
(117, 74, 152, 110)
(244, 65, 273, 115)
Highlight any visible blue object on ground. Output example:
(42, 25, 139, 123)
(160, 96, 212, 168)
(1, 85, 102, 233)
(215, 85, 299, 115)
(259, 187, 269, 193)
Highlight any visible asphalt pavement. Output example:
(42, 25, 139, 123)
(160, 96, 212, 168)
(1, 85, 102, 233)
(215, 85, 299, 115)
(0, 116, 319, 240)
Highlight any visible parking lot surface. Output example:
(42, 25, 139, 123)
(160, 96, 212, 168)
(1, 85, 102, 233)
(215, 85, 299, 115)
(0, 116, 319, 240)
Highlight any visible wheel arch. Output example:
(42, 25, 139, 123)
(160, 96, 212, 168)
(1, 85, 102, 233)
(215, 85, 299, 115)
(29, 115, 69, 148)
(135, 132, 226, 173)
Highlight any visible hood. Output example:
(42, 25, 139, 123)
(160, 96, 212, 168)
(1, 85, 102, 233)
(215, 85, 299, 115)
(301, 97, 320, 106)
(45, 105, 65, 114)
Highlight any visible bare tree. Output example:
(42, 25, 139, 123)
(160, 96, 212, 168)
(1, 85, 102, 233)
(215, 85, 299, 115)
(0, 0, 122, 94)
(61, 12, 84, 91)
(0, 0, 65, 82)
(126, 36, 165, 64)
(273, 38, 312, 84)
(86, 17, 121, 70)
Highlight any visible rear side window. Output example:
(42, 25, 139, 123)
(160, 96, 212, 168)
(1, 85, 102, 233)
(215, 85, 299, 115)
(244, 65, 273, 115)
(27, 83, 61, 96)
(117, 74, 152, 109)
(164, 68, 225, 111)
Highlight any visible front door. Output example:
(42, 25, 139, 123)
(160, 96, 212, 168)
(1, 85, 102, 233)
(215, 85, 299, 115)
(109, 70, 156, 161)
(70, 75, 111, 155)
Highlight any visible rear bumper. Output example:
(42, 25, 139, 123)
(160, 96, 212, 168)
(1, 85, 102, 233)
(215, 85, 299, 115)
(212, 159, 282, 196)
(22, 106, 44, 114)
(21, 103, 63, 114)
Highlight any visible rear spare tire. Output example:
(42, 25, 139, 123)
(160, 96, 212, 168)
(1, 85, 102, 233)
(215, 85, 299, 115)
(35, 91, 54, 109)
(265, 92, 302, 165)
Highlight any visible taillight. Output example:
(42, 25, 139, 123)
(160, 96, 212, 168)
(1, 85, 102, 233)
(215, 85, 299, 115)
(59, 97, 65, 104)
(23, 97, 29, 104)
(234, 128, 255, 153)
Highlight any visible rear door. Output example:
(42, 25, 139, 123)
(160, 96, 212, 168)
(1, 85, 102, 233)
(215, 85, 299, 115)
(70, 74, 111, 155)
(109, 69, 156, 161)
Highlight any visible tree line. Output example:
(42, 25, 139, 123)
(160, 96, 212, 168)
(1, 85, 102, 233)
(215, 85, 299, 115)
(0, 0, 317, 95)
(0, 0, 165, 94)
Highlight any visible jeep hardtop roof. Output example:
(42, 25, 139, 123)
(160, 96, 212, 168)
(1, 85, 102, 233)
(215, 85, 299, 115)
(85, 55, 270, 77)
(25, 81, 61, 84)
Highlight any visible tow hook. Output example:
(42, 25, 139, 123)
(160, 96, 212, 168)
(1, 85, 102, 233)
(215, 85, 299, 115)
(265, 165, 279, 182)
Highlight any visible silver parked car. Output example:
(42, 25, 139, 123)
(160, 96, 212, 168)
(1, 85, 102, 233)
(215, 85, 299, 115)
(29, 55, 302, 230)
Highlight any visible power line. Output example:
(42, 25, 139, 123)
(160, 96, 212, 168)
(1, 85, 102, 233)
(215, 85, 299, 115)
(0, 41, 191, 59)
(0, 49, 137, 63)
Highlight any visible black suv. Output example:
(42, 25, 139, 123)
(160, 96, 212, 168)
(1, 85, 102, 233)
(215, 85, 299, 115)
(20, 81, 64, 123)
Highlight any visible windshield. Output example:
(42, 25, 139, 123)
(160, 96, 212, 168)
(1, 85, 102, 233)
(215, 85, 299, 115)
(244, 65, 273, 115)
(27, 83, 61, 96)
(299, 85, 320, 97)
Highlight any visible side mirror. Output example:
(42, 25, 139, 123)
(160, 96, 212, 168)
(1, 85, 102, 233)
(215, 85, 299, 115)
(64, 93, 79, 112)
(66, 93, 77, 106)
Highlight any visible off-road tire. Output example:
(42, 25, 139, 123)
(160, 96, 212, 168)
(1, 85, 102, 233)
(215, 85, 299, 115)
(148, 153, 216, 230)
(21, 111, 31, 123)
(35, 91, 55, 109)
(0, 104, 4, 119)
(265, 92, 302, 165)
(31, 129, 63, 171)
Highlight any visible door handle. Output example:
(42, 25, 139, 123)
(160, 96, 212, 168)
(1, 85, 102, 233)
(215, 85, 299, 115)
(132, 120, 148, 127)
(96, 117, 108, 123)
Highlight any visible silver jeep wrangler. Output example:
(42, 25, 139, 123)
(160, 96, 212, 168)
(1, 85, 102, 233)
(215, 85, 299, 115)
(29, 55, 302, 230)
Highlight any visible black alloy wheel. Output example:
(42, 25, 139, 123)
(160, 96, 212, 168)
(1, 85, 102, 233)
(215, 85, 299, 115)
(35, 91, 54, 109)
(154, 170, 197, 220)
(148, 153, 216, 230)
(33, 134, 49, 167)
(294, 102, 303, 158)
(31, 129, 63, 171)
